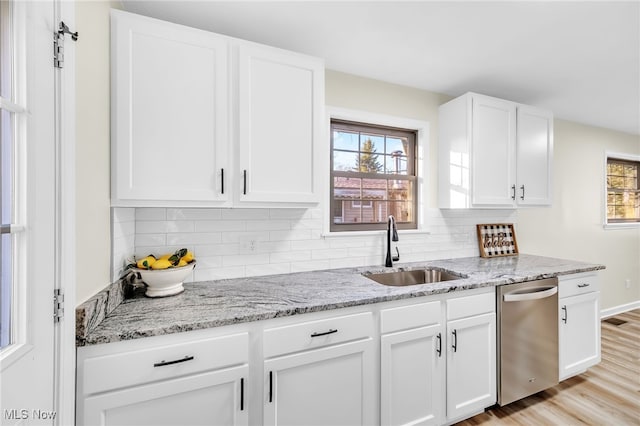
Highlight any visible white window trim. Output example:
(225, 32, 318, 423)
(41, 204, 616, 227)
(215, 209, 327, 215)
(603, 150, 640, 229)
(1, 0, 29, 364)
(323, 106, 430, 237)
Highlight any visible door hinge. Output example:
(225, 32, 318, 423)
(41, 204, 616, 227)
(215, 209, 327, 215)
(54, 289, 64, 322)
(53, 21, 78, 69)
(53, 32, 64, 68)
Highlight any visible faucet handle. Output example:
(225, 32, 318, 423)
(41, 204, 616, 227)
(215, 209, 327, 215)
(393, 247, 400, 262)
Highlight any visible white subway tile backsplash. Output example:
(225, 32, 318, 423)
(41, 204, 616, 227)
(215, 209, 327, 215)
(135, 233, 167, 247)
(119, 206, 517, 284)
(136, 208, 167, 221)
(195, 220, 246, 232)
(246, 263, 292, 277)
(167, 208, 221, 221)
(221, 209, 270, 220)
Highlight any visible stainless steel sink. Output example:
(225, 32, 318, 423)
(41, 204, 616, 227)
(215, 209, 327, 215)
(363, 269, 462, 286)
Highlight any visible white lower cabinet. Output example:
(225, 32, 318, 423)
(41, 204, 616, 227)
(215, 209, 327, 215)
(379, 289, 496, 426)
(77, 289, 503, 426)
(445, 312, 496, 422)
(558, 273, 601, 380)
(380, 301, 445, 426)
(263, 312, 376, 426)
(76, 331, 249, 426)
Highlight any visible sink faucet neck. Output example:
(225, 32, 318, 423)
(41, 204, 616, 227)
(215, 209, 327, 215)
(385, 215, 399, 267)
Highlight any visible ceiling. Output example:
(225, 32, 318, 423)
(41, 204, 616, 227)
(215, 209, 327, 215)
(121, 1, 640, 136)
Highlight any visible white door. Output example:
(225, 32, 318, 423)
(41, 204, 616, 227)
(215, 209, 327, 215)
(111, 10, 230, 206)
(559, 292, 601, 380)
(471, 95, 517, 207)
(516, 105, 553, 206)
(264, 339, 375, 426)
(1, 0, 58, 423)
(237, 42, 323, 205)
(380, 326, 444, 426)
(446, 313, 496, 422)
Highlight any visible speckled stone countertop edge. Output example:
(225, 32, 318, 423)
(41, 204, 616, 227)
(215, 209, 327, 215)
(76, 254, 605, 347)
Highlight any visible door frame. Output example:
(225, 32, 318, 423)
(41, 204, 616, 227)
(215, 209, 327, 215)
(54, 0, 77, 424)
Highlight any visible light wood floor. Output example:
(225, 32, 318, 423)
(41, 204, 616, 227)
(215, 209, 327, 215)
(456, 309, 640, 426)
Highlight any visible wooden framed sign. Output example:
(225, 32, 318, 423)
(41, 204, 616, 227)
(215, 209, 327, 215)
(476, 223, 519, 258)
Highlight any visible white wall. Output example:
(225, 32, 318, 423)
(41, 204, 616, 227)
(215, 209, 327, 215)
(517, 120, 640, 311)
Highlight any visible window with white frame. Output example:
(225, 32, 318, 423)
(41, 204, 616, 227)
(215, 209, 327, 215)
(606, 154, 640, 225)
(330, 119, 418, 232)
(1, 0, 24, 349)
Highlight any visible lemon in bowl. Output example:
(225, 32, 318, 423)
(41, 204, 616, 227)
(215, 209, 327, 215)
(129, 249, 196, 297)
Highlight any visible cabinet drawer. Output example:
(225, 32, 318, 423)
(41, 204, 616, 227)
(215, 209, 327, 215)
(381, 300, 442, 334)
(263, 312, 373, 358)
(559, 273, 599, 298)
(447, 291, 495, 321)
(82, 332, 248, 396)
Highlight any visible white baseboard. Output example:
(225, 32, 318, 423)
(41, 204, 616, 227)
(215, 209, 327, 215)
(600, 300, 640, 319)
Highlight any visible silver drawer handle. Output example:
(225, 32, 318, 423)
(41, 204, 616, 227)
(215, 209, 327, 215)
(577, 283, 590, 288)
(153, 355, 194, 368)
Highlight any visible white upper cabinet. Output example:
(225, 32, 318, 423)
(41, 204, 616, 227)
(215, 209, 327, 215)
(438, 92, 553, 209)
(111, 10, 324, 207)
(516, 105, 554, 206)
(237, 43, 324, 206)
(471, 96, 517, 207)
(111, 10, 230, 207)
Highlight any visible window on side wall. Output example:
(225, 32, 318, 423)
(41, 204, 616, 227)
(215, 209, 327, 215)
(606, 155, 640, 226)
(330, 119, 418, 232)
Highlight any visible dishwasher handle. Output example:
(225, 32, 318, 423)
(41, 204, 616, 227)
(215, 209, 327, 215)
(503, 285, 558, 302)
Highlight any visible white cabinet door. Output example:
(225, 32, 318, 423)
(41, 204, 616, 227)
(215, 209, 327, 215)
(471, 95, 517, 207)
(83, 365, 248, 426)
(516, 105, 553, 206)
(381, 325, 445, 426)
(111, 10, 229, 206)
(559, 291, 601, 380)
(264, 339, 375, 426)
(446, 312, 496, 423)
(237, 43, 323, 205)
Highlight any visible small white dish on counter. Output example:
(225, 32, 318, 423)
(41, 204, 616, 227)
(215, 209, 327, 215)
(133, 262, 196, 298)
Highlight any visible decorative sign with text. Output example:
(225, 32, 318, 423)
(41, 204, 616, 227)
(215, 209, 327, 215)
(476, 223, 519, 258)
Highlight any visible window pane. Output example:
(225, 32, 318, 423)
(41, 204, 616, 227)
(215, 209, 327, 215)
(330, 119, 418, 231)
(360, 133, 384, 152)
(334, 177, 361, 204)
(385, 137, 407, 155)
(388, 179, 413, 201)
(362, 178, 386, 200)
(607, 158, 640, 222)
(0, 0, 14, 349)
(333, 130, 359, 152)
(1, 233, 11, 348)
(388, 201, 413, 223)
(357, 139, 383, 173)
(385, 153, 408, 175)
(0, 0, 12, 100)
(333, 150, 358, 172)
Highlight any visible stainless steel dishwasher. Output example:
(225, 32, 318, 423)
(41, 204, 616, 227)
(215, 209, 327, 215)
(497, 277, 559, 405)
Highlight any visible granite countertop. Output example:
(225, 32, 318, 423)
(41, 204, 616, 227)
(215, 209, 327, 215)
(76, 254, 604, 346)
